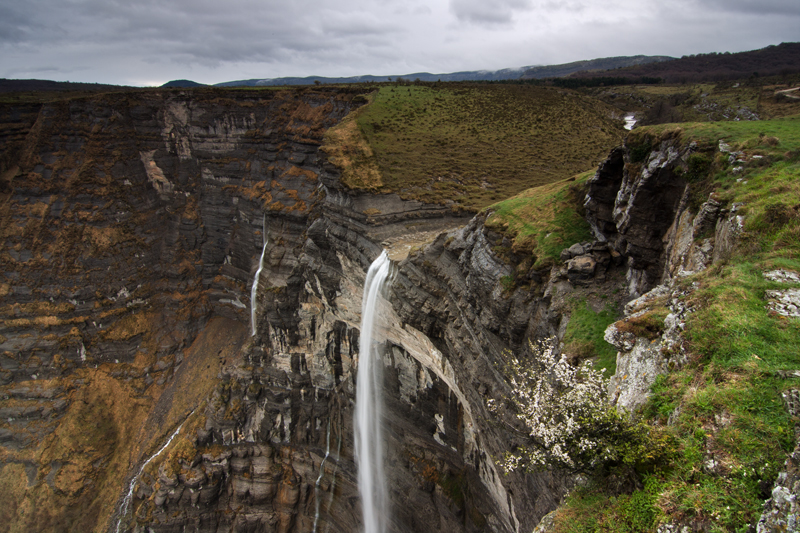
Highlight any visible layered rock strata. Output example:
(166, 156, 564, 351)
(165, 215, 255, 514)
(0, 87, 549, 533)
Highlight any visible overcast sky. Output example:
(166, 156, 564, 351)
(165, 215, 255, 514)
(1, 0, 799, 87)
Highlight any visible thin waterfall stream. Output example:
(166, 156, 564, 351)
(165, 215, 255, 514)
(251, 215, 268, 336)
(355, 251, 392, 533)
(116, 411, 193, 533)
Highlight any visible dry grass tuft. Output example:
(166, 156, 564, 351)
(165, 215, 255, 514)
(321, 92, 383, 190)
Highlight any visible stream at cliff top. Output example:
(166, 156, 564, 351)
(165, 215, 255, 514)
(355, 251, 392, 533)
(251, 215, 268, 336)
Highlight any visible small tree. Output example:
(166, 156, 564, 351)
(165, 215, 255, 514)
(488, 337, 650, 474)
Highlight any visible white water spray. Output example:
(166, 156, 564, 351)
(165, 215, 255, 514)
(116, 413, 192, 533)
(312, 419, 332, 533)
(251, 216, 268, 336)
(355, 251, 392, 533)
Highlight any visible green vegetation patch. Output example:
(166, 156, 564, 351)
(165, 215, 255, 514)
(562, 300, 619, 376)
(350, 84, 624, 209)
(672, 115, 800, 155)
(553, 477, 663, 533)
(484, 171, 594, 267)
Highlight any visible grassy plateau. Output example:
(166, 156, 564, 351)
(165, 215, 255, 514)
(323, 83, 626, 209)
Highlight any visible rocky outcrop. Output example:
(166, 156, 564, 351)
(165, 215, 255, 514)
(584, 131, 750, 298)
(585, 133, 690, 295)
(757, 390, 800, 532)
(604, 283, 694, 412)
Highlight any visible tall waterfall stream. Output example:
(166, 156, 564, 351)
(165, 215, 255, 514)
(355, 251, 392, 533)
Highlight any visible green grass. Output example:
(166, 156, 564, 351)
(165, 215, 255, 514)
(673, 115, 800, 155)
(549, 115, 800, 531)
(553, 477, 663, 533)
(562, 300, 619, 376)
(351, 84, 624, 209)
(484, 171, 594, 267)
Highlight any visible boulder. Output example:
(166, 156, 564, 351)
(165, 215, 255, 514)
(567, 255, 596, 285)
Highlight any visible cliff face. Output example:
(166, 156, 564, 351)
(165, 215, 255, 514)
(0, 87, 752, 533)
(0, 87, 546, 533)
(0, 87, 366, 532)
(583, 130, 746, 411)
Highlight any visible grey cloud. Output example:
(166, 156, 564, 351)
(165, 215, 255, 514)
(320, 12, 402, 37)
(0, 3, 47, 43)
(703, 0, 800, 15)
(1, 0, 407, 70)
(539, 1, 586, 12)
(1, 0, 798, 86)
(449, 0, 533, 25)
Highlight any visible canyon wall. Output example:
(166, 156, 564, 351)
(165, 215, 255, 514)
(0, 87, 744, 533)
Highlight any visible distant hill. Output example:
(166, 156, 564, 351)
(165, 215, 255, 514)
(569, 42, 800, 83)
(214, 56, 673, 87)
(161, 79, 207, 88)
(0, 78, 127, 93)
(519, 55, 673, 79)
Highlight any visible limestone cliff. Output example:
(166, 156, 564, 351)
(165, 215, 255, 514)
(0, 87, 559, 533)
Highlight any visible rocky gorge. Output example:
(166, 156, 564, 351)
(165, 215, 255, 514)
(0, 85, 796, 533)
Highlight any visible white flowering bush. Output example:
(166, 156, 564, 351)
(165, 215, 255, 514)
(489, 337, 649, 474)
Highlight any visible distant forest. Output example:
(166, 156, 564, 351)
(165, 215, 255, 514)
(570, 42, 800, 83)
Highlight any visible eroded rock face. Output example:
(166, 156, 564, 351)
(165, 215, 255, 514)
(585, 137, 690, 295)
(391, 217, 578, 531)
(0, 88, 372, 532)
(1, 87, 549, 533)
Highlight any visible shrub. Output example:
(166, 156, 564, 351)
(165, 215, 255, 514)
(685, 153, 712, 182)
(490, 337, 656, 474)
(629, 135, 654, 164)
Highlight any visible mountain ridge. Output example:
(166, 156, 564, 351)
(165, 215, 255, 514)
(210, 55, 673, 87)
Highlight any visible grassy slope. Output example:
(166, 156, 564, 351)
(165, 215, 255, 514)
(484, 171, 594, 265)
(552, 116, 800, 532)
(324, 83, 626, 210)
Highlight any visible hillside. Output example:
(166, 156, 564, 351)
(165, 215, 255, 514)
(569, 42, 800, 84)
(213, 55, 672, 87)
(520, 55, 673, 80)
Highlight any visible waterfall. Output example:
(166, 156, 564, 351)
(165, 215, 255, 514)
(355, 251, 392, 533)
(116, 413, 192, 533)
(251, 216, 268, 336)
